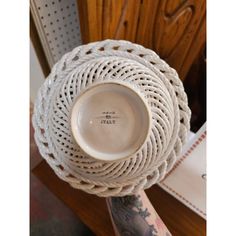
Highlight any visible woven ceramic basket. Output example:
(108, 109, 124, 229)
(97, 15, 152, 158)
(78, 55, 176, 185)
(33, 39, 191, 197)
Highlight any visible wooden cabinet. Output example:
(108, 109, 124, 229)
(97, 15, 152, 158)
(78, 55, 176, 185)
(77, 0, 206, 80)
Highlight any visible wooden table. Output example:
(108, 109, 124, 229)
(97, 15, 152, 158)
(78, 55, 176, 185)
(32, 161, 206, 236)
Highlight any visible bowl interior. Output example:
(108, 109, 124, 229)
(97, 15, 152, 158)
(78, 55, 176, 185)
(71, 82, 151, 161)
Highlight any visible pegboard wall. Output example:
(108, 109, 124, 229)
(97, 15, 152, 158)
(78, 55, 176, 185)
(30, 0, 82, 68)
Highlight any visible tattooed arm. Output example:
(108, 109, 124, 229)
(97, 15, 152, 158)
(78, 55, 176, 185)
(106, 190, 171, 236)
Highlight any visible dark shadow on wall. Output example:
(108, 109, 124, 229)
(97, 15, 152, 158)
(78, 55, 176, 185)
(184, 45, 206, 132)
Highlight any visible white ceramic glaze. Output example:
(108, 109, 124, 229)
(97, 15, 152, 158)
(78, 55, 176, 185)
(71, 81, 151, 161)
(33, 39, 191, 197)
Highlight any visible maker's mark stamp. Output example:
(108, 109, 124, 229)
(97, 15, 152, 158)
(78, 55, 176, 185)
(96, 111, 120, 125)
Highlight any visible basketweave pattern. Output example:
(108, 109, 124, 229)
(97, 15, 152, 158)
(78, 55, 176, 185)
(32, 40, 191, 197)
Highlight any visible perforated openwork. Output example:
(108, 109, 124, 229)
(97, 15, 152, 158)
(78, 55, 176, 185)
(30, 0, 82, 67)
(33, 40, 191, 197)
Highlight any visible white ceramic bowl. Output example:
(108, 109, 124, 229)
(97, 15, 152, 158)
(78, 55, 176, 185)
(33, 39, 191, 197)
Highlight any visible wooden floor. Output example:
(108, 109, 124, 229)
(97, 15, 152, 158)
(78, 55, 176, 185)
(32, 160, 206, 236)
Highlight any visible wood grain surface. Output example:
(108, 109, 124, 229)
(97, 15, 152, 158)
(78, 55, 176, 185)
(77, 0, 206, 80)
(32, 161, 206, 236)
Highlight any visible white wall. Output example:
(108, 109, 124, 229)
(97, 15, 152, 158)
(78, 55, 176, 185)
(30, 41, 45, 103)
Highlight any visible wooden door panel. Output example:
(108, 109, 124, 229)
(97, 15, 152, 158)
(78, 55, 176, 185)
(77, 0, 206, 80)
